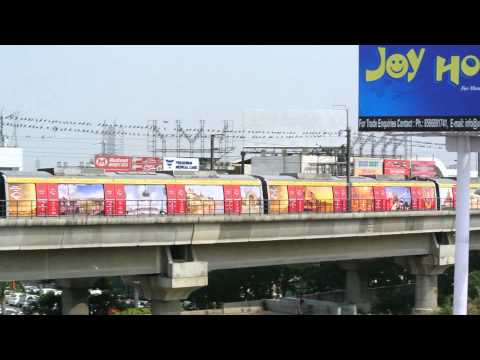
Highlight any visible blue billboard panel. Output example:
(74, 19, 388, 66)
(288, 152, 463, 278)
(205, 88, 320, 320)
(359, 45, 480, 131)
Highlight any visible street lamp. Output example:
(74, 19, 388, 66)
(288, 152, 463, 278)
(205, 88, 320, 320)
(333, 105, 351, 212)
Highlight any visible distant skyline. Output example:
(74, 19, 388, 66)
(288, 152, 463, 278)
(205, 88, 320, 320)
(0, 45, 456, 170)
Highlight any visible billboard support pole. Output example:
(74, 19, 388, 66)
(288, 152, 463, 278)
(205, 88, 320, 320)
(210, 135, 215, 171)
(453, 135, 471, 315)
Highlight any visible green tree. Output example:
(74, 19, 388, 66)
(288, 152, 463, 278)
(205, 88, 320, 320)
(115, 307, 151, 315)
(89, 277, 125, 315)
(38, 292, 62, 315)
(188, 263, 346, 309)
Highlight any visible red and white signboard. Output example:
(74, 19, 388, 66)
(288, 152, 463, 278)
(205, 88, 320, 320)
(132, 157, 162, 172)
(95, 155, 132, 173)
(383, 159, 411, 177)
(411, 160, 437, 178)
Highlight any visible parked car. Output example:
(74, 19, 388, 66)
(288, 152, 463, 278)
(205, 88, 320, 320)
(3, 307, 23, 315)
(24, 286, 41, 295)
(7, 293, 25, 307)
(22, 300, 39, 315)
(40, 288, 62, 296)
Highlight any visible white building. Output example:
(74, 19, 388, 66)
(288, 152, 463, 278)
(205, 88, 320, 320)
(0, 147, 23, 171)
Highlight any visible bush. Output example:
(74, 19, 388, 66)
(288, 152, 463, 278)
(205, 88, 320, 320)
(115, 307, 151, 315)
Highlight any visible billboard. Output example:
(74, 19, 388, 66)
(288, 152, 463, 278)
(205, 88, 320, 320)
(163, 157, 199, 171)
(132, 157, 162, 172)
(354, 158, 383, 176)
(94, 155, 161, 173)
(359, 45, 480, 131)
(94, 155, 131, 172)
(411, 160, 437, 178)
(384, 159, 411, 177)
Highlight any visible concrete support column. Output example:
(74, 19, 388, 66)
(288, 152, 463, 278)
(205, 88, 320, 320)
(151, 299, 182, 315)
(414, 274, 438, 314)
(340, 261, 371, 313)
(126, 273, 207, 315)
(397, 256, 450, 315)
(57, 278, 97, 316)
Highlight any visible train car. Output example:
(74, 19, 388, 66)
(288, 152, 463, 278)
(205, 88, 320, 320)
(0, 171, 264, 218)
(434, 178, 480, 210)
(255, 175, 345, 214)
(351, 177, 437, 212)
(257, 175, 438, 214)
(172, 174, 264, 215)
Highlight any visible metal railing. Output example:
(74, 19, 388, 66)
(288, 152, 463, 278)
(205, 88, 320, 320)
(0, 198, 471, 218)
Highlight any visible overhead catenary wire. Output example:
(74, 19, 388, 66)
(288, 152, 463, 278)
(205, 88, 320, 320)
(2, 111, 447, 169)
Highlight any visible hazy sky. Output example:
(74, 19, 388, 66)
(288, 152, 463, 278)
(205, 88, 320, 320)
(0, 45, 455, 170)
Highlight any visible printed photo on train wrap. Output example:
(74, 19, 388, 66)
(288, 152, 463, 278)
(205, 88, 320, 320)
(385, 187, 411, 211)
(268, 185, 289, 214)
(185, 185, 224, 215)
(7, 183, 36, 217)
(304, 186, 334, 213)
(440, 187, 455, 209)
(58, 184, 104, 215)
(470, 188, 480, 210)
(125, 185, 167, 215)
(352, 186, 374, 212)
(240, 186, 263, 214)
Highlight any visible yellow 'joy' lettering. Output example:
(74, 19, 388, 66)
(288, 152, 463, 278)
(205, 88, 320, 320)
(366, 47, 425, 82)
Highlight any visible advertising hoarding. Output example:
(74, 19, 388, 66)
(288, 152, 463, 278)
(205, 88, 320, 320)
(359, 45, 480, 131)
(354, 158, 383, 176)
(132, 157, 162, 172)
(94, 155, 161, 173)
(163, 157, 199, 171)
(94, 155, 131, 172)
(384, 159, 411, 177)
(411, 160, 437, 177)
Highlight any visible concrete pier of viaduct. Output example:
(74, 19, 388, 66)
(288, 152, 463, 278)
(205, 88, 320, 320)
(1, 210, 479, 314)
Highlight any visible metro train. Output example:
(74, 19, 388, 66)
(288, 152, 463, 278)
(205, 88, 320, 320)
(0, 171, 479, 218)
